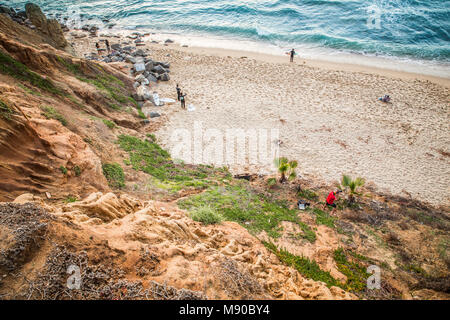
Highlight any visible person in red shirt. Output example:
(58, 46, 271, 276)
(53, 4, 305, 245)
(325, 190, 341, 209)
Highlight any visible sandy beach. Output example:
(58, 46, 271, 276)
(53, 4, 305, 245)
(70, 34, 450, 207)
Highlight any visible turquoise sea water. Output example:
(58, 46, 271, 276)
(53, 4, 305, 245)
(4, 0, 450, 72)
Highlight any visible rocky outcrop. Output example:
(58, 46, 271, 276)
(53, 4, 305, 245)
(25, 3, 68, 49)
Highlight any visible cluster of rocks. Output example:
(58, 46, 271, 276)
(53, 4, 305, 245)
(0, 3, 68, 48)
(0, 5, 29, 25)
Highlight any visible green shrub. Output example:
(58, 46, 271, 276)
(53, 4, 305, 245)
(73, 166, 82, 177)
(267, 177, 277, 188)
(0, 99, 15, 120)
(313, 208, 335, 228)
(77, 74, 127, 105)
(60, 166, 68, 175)
(41, 106, 67, 126)
(102, 163, 125, 189)
(179, 183, 309, 239)
(137, 109, 146, 119)
(297, 188, 318, 201)
(102, 119, 116, 129)
(0, 51, 62, 95)
(190, 206, 222, 225)
(264, 241, 340, 288)
(117, 135, 217, 184)
(64, 196, 77, 203)
(298, 222, 317, 243)
(333, 248, 370, 292)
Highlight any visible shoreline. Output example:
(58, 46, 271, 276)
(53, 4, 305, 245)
(96, 29, 450, 84)
(168, 43, 450, 88)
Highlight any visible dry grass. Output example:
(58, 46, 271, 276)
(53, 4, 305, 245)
(213, 258, 265, 299)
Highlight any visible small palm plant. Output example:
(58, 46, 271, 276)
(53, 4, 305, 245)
(341, 174, 365, 204)
(274, 157, 298, 183)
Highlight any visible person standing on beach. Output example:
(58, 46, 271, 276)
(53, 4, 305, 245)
(176, 84, 181, 101)
(290, 48, 296, 62)
(95, 42, 101, 55)
(180, 92, 187, 109)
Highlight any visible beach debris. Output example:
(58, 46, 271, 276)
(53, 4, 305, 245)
(150, 112, 161, 118)
(187, 104, 196, 112)
(160, 98, 176, 105)
(297, 200, 310, 210)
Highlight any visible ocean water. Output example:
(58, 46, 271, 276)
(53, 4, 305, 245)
(4, 0, 450, 76)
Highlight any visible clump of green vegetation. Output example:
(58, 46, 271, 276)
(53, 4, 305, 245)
(297, 222, 317, 243)
(266, 177, 277, 188)
(73, 166, 82, 177)
(274, 157, 298, 183)
(0, 99, 15, 120)
(313, 208, 335, 228)
(83, 137, 93, 145)
(108, 103, 121, 111)
(67, 95, 84, 109)
(77, 74, 127, 105)
(264, 241, 341, 288)
(340, 174, 365, 204)
(190, 206, 222, 225)
(57, 56, 81, 75)
(102, 119, 116, 129)
(18, 84, 41, 96)
(64, 196, 78, 203)
(146, 133, 156, 141)
(404, 263, 427, 276)
(60, 166, 68, 175)
(41, 106, 68, 126)
(137, 109, 146, 119)
(0, 51, 61, 95)
(438, 238, 449, 261)
(333, 248, 370, 292)
(297, 188, 318, 201)
(102, 163, 125, 189)
(117, 135, 217, 185)
(128, 96, 139, 108)
(179, 182, 308, 239)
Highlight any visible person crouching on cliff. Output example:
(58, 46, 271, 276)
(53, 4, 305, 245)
(324, 190, 341, 212)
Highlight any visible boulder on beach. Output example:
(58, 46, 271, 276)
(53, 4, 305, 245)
(156, 61, 170, 69)
(159, 73, 170, 81)
(145, 61, 154, 71)
(134, 62, 146, 74)
(111, 43, 121, 51)
(136, 85, 152, 101)
(146, 74, 158, 83)
(152, 65, 166, 74)
(125, 55, 136, 64)
(25, 3, 68, 48)
(135, 74, 146, 82)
